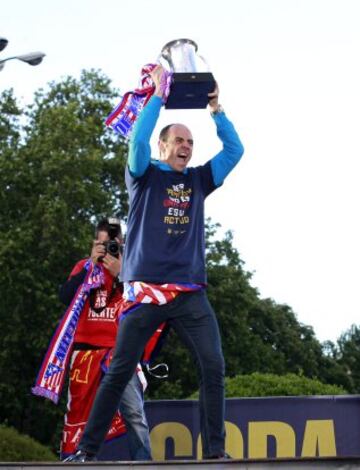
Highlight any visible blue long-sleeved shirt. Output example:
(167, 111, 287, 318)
(121, 96, 244, 284)
(128, 96, 244, 185)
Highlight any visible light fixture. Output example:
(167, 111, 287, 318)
(0, 37, 8, 52)
(0, 51, 46, 71)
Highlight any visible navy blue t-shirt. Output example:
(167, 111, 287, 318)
(120, 161, 217, 284)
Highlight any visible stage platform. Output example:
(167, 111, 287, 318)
(2, 457, 360, 469)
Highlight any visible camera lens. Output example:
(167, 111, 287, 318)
(107, 240, 120, 256)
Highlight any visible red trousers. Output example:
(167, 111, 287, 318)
(61, 349, 126, 456)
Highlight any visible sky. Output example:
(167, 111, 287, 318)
(1, 0, 360, 343)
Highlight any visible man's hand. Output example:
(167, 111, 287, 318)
(208, 82, 220, 113)
(90, 240, 106, 265)
(150, 64, 167, 98)
(102, 253, 122, 277)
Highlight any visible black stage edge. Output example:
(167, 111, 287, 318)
(2, 456, 360, 469)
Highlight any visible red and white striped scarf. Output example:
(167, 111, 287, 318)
(32, 261, 104, 404)
(105, 63, 172, 139)
(122, 281, 203, 378)
(123, 281, 203, 306)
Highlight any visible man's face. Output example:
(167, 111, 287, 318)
(97, 230, 109, 244)
(159, 124, 194, 172)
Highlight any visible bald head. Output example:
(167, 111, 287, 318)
(158, 124, 194, 172)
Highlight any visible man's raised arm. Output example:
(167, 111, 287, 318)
(128, 66, 165, 178)
(208, 84, 245, 187)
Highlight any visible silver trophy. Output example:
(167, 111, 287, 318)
(160, 39, 215, 109)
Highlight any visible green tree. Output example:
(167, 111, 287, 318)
(0, 425, 57, 461)
(190, 372, 346, 398)
(329, 325, 360, 393)
(0, 70, 127, 448)
(224, 372, 346, 397)
(0, 71, 353, 451)
(0, 89, 22, 149)
(147, 222, 348, 399)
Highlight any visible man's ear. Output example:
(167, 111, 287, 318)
(158, 139, 165, 158)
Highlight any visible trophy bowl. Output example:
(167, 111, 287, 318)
(160, 38, 215, 109)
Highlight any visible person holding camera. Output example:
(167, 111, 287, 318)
(59, 218, 152, 461)
(65, 65, 244, 462)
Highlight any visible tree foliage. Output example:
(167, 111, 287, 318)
(0, 70, 128, 447)
(0, 71, 355, 451)
(147, 223, 351, 399)
(224, 372, 346, 397)
(189, 372, 346, 398)
(325, 325, 360, 393)
(0, 425, 57, 461)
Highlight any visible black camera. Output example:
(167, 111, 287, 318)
(103, 217, 122, 258)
